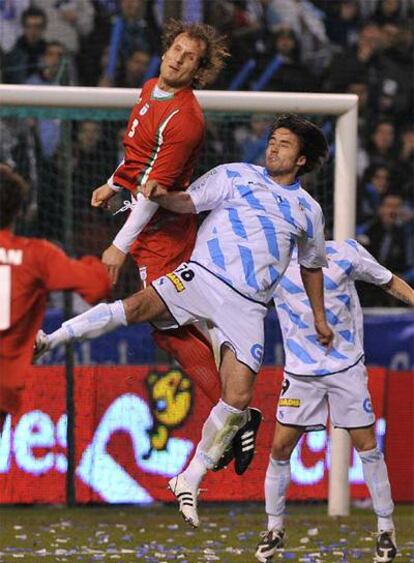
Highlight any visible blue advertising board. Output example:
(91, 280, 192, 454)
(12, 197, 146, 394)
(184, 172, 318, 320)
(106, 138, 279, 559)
(40, 309, 414, 370)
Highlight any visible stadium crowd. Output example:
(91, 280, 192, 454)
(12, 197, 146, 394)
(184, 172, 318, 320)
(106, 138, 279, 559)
(0, 0, 413, 306)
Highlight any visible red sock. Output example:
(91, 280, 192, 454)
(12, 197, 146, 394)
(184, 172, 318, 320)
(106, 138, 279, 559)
(153, 325, 221, 405)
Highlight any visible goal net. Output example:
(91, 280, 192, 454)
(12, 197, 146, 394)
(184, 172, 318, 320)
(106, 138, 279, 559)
(0, 85, 357, 511)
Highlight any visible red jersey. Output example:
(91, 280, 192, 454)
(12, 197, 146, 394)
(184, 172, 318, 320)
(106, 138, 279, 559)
(109, 78, 205, 282)
(0, 229, 111, 414)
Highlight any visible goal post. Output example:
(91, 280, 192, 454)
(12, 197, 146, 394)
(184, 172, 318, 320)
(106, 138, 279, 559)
(0, 85, 358, 515)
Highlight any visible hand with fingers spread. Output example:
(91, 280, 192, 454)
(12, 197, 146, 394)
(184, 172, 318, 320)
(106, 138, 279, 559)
(91, 183, 117, 208)
(101, 244, 127, 286)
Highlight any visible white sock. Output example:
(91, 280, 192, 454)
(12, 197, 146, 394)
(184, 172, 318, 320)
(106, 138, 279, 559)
(181, 399, 248, 489)
(47, 301, 127, 349)
(265, 457, 291, 531)
(358, 447, 394, 531)
(378, 516, 395, 533)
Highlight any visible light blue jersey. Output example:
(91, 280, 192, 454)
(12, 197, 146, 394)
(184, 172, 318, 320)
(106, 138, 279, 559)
(188, 163, 327, 304)
(274, 239, 393, 376)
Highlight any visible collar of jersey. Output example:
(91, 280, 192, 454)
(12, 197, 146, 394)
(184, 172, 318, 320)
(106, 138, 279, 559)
(151, 84, 175, 101)
(264, 168, 301, 191)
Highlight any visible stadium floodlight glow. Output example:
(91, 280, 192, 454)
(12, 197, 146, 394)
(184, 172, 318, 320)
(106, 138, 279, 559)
(0, 84, 358, 516)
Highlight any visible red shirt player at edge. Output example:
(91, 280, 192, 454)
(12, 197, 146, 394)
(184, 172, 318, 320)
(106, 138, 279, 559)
(90, 20, 229, 405)
(0, 165, 112, 434)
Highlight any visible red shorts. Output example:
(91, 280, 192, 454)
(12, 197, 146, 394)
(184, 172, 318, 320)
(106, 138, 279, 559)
(129, 217, 197, 286)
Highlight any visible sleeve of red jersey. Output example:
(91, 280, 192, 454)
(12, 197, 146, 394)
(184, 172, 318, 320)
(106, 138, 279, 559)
(146, 109, 204, 190)
(36, 241, 112, 304)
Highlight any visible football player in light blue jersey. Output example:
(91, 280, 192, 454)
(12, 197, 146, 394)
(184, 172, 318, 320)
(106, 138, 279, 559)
(255, 240, 414, 563)
(35, 114, 333, 528)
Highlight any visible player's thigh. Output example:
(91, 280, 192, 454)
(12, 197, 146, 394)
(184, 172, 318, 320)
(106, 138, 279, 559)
(220, 346, 256, 410)
(328, 362, 375, 429)
(211, 293, 266, 374)
(271, 421, 304, 460)
(123, 286, 173, 324)
(277, 374, 328, 431)
(151, 263, 233, 328)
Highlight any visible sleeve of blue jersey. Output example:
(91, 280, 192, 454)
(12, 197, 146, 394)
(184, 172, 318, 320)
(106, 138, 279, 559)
(188, 165, 233, 213)
(346, 239, 393, 285)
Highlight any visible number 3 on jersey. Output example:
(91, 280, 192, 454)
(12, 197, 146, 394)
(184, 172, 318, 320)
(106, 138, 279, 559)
(0, 265, 11, 330)
(128, 118, 139, 138)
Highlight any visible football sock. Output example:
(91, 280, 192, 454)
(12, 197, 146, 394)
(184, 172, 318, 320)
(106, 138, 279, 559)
(182, 399, 248, 489)
(358, 447, 394, 531)
(153, 325, 221, 404)
(265, 457, 291, 531)
(46, 301, 127, 349)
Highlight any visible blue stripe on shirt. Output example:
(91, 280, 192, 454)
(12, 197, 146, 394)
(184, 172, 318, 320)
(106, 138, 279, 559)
(227, 207, 248, 239)
(226, 168, 242, 179)
(207, 238, 226, 270)
(272, 193, 297, 228)
(238, 245, 260, 290)
(286, 338, 317, 364)
(324, 275, 339, 290)
(306, 334, 348, 360)
(237, 185, 266, 211)
(334, 259, 353, 276)
(278, 303, 309, 329)
(257, 215, 279, 259)
(279, 276, 304, 294)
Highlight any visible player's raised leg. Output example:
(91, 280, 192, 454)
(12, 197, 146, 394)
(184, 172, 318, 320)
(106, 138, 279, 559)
(169, 346, 255, 527)
(255, 422, 303, 562)
(350, 426, 397, 562)
(34, 287, 172, 357)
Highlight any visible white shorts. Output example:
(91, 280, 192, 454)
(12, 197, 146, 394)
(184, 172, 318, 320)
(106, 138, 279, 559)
(151, 261, 267, 373)
(276, 359, 376, 431)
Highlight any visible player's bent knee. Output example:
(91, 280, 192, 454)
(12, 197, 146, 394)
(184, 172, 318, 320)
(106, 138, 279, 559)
(349, 427, 377, 452)
(271, 441, 295, 460)
(221, 388, 252, 411)
(124, 287, 168, 324)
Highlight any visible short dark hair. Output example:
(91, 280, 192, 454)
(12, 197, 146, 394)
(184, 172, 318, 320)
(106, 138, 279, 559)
(162, 19, 230, 88)
(268, 114, 329, 176)
(0, 165, 29, 228)
(21, 6, 47, 27)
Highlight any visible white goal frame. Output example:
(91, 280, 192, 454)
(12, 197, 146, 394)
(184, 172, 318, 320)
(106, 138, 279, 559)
(0, 85, 358, 516)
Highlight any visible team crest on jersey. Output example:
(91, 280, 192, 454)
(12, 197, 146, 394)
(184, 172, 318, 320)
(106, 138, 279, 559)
(279, 398, 301, 408)
(139, 103, 150, 116)
(166, 272, 185, 292)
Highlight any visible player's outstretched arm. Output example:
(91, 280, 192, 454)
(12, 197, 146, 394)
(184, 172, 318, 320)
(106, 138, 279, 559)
(300, 265, 333, 349)
(382, 274, 414, 306)
(139, 180, 197, 214)
(103, 194, 160, 285)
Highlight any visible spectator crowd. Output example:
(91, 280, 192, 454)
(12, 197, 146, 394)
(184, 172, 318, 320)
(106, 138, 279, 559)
(1, 0, 413, 306)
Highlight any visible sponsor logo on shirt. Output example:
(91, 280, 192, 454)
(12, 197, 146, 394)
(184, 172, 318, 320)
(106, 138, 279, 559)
(279, 398, 301, 408)
(166, 272, 185, 292)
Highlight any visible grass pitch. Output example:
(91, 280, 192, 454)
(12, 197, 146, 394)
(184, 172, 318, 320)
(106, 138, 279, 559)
(0, 503, 413, 562)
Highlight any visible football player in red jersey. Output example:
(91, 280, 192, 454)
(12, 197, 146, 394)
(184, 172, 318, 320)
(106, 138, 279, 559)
(0, 165, 111, 433)
(90, 20, 229, 405)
